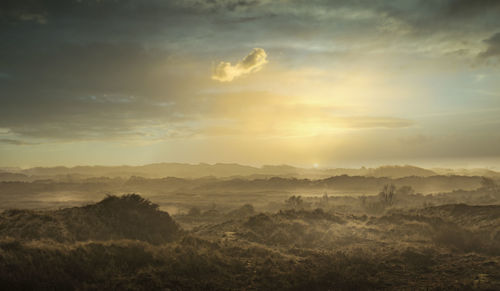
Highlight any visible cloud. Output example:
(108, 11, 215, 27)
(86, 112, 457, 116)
(0, 41, 218, 142)
(444, 0, 500, 18)
(478, 32, 500, 59)
(337, 117, 414, 129)
(186, 0, 263, 12)
(212, 48, 268, 82)
(203, 115, 414, 137)
(191, 91, 414, 137)
(0, 138, 39, 145)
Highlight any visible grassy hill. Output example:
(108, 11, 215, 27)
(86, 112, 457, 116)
(0, 194, 182, 244)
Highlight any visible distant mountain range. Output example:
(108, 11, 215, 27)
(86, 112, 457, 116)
(1, 163, 499, 181)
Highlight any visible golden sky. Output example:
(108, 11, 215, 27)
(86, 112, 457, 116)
(1, 0, 500, 168)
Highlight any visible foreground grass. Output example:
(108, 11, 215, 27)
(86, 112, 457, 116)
(1, 237, 500, 290)
(1, 195, 500, 290)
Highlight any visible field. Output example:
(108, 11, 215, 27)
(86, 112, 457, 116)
(1, 165, 500, 290)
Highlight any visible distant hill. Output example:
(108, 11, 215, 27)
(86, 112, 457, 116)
(19, 163, 261, 179)
(433, 168, 500, 178)
(0, 167, 22, 173)
(0, 163, 497, 186)
(367, 165, 437, 178)
(2, 163, 494, 180)
(0, 172, 30, 182)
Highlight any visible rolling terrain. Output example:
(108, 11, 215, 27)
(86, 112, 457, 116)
(1, 165, 500, 290)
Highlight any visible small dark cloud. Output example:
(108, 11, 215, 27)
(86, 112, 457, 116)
(191, 0, 262, 12)
(0, 0, 47, 24)
(444, 0, 500, 18)
(371, 0, 500, 36)
(213, 14, 272, 24)
(0, 138, 39, 145)
(478, 32, 500, 59)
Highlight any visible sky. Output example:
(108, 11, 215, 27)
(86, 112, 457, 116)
(1, 0, 500, 168)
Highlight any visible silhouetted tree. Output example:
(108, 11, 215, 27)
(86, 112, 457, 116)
(359, 195, 367, 206)
(285, 195, 304, 209)
(379, 184, 395, 206)
(321, 192, 329, 203)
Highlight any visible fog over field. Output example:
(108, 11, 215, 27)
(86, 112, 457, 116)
(1, 163, 500, 289)
(2, 0, 500, 290)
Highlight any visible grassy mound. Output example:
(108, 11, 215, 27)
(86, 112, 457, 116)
(0, 194, 182, 244)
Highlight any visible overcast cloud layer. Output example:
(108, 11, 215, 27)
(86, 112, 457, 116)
(1, 0, 500, 167)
